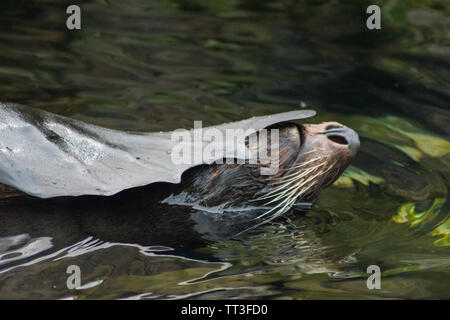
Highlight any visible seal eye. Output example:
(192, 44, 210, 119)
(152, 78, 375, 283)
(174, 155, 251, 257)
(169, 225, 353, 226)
(327, 135, 348, 145)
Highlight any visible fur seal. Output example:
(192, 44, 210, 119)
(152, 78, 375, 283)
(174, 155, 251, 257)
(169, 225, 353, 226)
(0, 103, 359, 231)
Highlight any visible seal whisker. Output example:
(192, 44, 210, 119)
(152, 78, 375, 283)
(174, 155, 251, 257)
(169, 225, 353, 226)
(258, 162, 330, 212)
(253, 187, 296, 218)
(275, 155, 320, 172)
(256, 161, 326, 200)
(253, 192, 300, 227)
(253, 163, 327, 219)
(266, 163, 323, 190)
(260, 176, 311, 204)
(270, 158, 322, 181)
(296, 162, 337, 199)
(237, 159, 353, 235)
(269, 162, 324, 185)
(252, 177, 305, 202)
(252, 175, 310, 204)
(237, 189, 302, 234)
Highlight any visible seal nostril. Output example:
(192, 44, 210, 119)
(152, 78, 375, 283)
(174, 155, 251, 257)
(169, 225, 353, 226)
(325, 124, 343, 131)
(327, 135, 348, 145)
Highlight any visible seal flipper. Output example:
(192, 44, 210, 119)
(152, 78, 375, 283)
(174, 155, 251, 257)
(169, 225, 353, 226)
(0, 102, 315, 198)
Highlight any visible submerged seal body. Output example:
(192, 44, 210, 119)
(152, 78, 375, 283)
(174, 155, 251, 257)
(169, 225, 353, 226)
(0, 103, 359, 233)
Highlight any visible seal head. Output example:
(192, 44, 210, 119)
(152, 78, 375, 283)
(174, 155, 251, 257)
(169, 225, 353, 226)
(170, 121, 360, 227)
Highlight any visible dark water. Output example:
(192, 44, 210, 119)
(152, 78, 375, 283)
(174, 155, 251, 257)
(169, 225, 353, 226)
(0, 0, 449, 299)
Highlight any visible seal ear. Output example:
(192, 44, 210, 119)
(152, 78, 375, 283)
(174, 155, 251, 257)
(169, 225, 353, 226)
(0, 103, 315, 198)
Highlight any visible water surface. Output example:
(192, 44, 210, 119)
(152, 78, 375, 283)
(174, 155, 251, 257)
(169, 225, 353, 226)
(0, 0, 448, 299)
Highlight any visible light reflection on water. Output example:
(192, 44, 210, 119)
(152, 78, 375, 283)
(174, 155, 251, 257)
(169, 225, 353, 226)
(0, 0, 449, 299)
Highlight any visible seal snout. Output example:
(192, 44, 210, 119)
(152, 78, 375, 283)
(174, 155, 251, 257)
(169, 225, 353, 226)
(322, 123, 360, 154)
